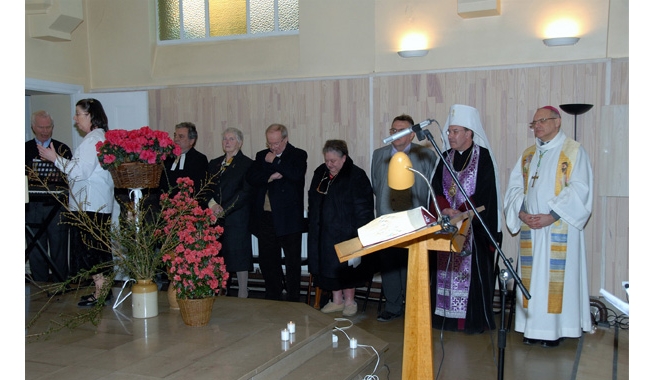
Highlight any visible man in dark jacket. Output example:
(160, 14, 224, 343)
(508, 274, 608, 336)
(160, 122, 209, 204)
(247, 123, 308, 301)
(25, 110, 72, 281)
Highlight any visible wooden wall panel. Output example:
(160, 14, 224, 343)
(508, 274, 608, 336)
(148, 59, 629, 299)
(149, 78, 372, 194)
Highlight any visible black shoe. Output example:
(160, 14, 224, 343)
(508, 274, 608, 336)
(80, 293, 94, 301)
(523, 337, 540, 345)
(78, 295, 99, 307)
(540, 338, 563, 348)
(80, 289, 113, 302)
(377, 311, 401, 322)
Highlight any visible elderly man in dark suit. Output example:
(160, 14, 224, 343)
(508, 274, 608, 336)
(25, 110, 72, 282)
(247, 123, 308, 302)
(371, 114, 436, 321)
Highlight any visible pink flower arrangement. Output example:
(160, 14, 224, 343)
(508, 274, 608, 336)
(96, 126, 181, 170)
(159, 177, 229, 299)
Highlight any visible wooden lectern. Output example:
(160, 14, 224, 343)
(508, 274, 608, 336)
(335, 208, 480, 380)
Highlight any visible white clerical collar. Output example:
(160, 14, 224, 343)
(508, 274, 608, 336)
(457, 141, 476, 155)
(171, 152, 186, 171)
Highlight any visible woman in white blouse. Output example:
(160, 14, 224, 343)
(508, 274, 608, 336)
(38, 98, 115, 307)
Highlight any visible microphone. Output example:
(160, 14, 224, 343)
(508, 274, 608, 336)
(382, 119, 433, 144)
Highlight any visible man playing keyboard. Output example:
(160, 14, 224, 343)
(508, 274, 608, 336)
(25, 110, 72, 282)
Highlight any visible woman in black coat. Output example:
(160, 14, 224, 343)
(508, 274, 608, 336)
(307, 140, 375, 317)
(207, 127, 254, 298)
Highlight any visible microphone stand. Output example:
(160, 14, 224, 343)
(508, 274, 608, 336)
(406, 167, 456, 235)
(411, 122, 530, 380)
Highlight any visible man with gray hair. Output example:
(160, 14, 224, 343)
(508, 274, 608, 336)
(247, 123, 308, 302)
(161, 122, 209, 201)
(25, 110, 72, 281)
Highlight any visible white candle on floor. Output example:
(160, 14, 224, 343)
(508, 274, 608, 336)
(281, 328, 289, 341)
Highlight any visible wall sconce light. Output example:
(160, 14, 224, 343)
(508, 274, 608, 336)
(398, 33, 429, 58)
(397, 49, 429, 58)
(543, 37, 580, 47)
(543, 18, 581, 47)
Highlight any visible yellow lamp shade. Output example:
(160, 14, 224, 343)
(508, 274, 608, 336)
(388, 152, 415, 190)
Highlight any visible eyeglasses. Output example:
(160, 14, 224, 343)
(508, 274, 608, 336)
(446, 128, 468, 136)
(528, 117, 557, 129)
(266, 137, 286, 149)
(389, 128, 409, 135)
(316, 172, 336, 194)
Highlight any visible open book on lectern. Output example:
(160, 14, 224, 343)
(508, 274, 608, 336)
(357, 206, 436, 247)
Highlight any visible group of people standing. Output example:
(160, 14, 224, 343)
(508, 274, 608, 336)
(27, 98, 594, 345)
(363, 104, 593, 349)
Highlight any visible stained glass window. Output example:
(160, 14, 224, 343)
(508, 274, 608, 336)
(157, 0, 299, 42)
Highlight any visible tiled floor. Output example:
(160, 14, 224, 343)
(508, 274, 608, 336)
(24, 282, 629, 380)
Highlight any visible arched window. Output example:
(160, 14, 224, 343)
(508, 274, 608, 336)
(157, 0, 299, 43)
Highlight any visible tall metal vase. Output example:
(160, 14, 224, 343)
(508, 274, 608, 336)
(132, 279, 159, 318)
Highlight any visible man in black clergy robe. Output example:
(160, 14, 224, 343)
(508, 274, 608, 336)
(160, 122, 209, 205)
(429, 104, 502, 335)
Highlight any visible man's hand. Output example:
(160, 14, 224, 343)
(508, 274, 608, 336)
(442, 208, 461, 217)
(37, 143, 58, 163)
(268, 172, 283, 182)
(519, 211, 555, 229)
(210, 203, 224, 216)
(265, 152, 276, 163)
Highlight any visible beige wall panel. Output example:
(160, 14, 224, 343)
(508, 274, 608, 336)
(599, 106, 629, 197)
(24, 12, 89, 88)
(24, 0, 624, 90)
(610, 58, 630, 104)
(607, 0, 630, 58)
(600, 197, 629, 299)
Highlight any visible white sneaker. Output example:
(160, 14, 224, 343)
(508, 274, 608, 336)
(321, 301, 345, 313)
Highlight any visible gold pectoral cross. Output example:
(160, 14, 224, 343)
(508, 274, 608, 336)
(531, 172, 539, 187)
(530, 150, 546, 188)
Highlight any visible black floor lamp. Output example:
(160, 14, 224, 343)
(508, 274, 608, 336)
(559, 103, 593, 141)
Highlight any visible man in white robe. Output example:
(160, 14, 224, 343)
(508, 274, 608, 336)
(503, 106, 593, 348)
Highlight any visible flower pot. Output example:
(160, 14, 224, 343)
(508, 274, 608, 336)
(132, 279, 159, 318)
(177, 297, 215, 327)
(167, 279, 180, 310)
(109, 162, 163, 189)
